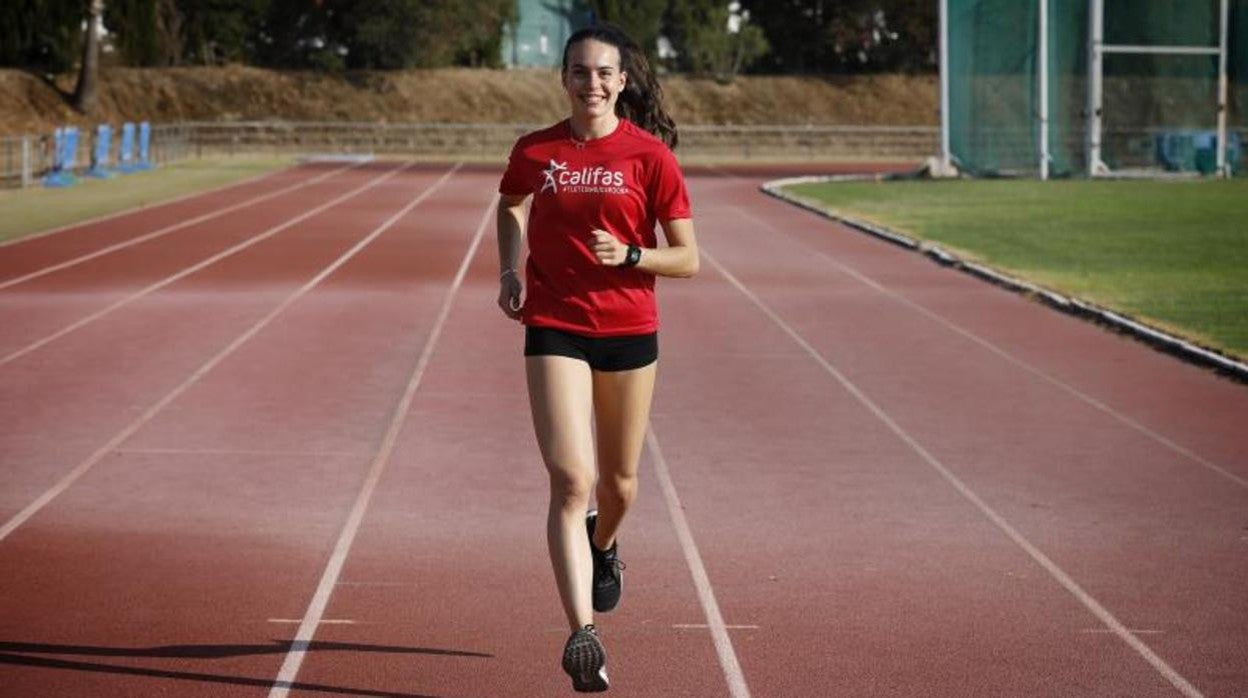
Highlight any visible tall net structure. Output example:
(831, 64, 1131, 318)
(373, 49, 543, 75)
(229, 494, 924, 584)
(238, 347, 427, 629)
(943, 0, 1247, 177)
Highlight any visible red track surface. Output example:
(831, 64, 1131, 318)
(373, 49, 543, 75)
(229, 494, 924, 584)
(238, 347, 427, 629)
(1, 160, 1245, 697)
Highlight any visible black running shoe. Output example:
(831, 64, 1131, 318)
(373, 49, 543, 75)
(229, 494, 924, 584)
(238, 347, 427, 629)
(586, 510, 625, 613)
(562, 624, 609, 692)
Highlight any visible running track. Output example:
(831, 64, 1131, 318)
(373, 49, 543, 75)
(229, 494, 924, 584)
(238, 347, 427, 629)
(1, 160, 1245, 697)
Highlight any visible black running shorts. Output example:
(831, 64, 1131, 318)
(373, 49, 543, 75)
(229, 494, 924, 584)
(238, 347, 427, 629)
(524, 326, 658, 372)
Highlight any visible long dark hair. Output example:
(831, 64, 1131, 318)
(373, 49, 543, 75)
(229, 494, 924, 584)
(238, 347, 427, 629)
(562, 23, 678, 150)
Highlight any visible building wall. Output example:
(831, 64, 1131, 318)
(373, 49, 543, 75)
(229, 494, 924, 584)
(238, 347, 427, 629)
(502, 0, 593, 68)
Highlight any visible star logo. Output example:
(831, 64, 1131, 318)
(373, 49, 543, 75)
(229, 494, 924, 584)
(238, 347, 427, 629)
(541, 159, 567, 194)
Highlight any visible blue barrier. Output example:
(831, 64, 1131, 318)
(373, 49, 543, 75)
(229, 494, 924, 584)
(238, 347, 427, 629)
(42, 127, 80, 187)
(118, 122, 137, 173)
(136, 121, 154, 170)
(1156, 130, 1243, 175)
(86, 124, 114, 178)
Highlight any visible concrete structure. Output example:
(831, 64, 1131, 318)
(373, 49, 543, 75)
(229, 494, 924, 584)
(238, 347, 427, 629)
(501, 0, 592, 68)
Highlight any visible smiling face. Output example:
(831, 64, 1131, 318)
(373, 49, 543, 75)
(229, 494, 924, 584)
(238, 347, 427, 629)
(562, 38, 627, 122)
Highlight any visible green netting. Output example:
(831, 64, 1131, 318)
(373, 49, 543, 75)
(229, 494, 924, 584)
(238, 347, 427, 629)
(947, 0, 1247, 177)
(947, 0, 1038, 174)
(1047, 0, 1087, 175)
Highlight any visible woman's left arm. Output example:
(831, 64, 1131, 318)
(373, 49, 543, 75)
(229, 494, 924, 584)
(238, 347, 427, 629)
(590, 218, 699, 278)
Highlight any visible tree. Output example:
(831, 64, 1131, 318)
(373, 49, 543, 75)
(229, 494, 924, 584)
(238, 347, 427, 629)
(742, 0, 936, 74)
(73, 0, 104, 113)
(589, 0, 666, 63)
(179, 0, 269, 65)
(255, 0, 513, 71)
(1, 0, 86, 72)
(341, 0, 425, 69)
(257, 0, 344, 70)
(667, 0, 768, 81)
(339, 0, 515, 69)
(107, 0, 161, 65)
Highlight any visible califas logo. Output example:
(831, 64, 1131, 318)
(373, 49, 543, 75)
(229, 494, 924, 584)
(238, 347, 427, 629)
(540, 160, 567, 194)
(540, 160, 627, 195)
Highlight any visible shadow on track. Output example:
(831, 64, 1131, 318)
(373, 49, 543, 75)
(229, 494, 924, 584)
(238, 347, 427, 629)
(0, 639, 493, 697)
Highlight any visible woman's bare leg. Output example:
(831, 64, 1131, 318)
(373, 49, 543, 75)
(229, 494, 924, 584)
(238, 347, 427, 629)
(527, 355, 597, 630)
(590, 362, 658, 551)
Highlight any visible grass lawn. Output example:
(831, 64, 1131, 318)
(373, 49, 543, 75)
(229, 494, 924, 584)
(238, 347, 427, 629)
(0, 156, 294, 244)
(785, 178, 1248, 360)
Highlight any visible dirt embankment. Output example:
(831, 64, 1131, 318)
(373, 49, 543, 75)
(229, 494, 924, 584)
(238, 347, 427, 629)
(0, 65, 937, 137)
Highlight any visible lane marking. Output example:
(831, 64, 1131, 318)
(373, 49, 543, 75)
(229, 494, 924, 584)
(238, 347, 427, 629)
(268, 193, 496, 698)
(701, 248, 1204, 698)
(0, 163, 461, 545)
(726, 203, 1247, 491)
(0, 162, 408, 368)
(0, 162, 360, 291)
(1081, 628, 1163, 635)
(269, 619, 358, 625)
(0, 164, 296, 249)
(648, 428, 753, 698)
(114, 448, 368, 458)
(671, 624, 760, 630)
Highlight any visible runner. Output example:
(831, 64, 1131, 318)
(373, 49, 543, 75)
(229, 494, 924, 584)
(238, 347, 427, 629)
(495, 22, 699, 693)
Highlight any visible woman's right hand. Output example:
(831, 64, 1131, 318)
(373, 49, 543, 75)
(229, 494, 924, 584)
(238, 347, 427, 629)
(498, 270, 523, 321)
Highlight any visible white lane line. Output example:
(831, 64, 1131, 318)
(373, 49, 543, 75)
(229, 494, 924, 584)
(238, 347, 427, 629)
(114, 448, 368, 457)
(647, 427, 753, 698)
(269, 619, 359, 625)
(701, 248, 1204, 698)
(0, 164, 295, 249)
(0, 163, 360, 291)
(1081, 628, 1163, 635)
(0, 162, 406, 369)
(0, 163, 460, 545)
(727, 204, 1247, 491)
(267, 193, 496, 698)
(671, 624, 760, 630)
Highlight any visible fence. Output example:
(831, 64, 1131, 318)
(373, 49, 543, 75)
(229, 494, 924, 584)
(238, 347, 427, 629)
(187, 122, 939, 162)
(2, 122, 940, 189)
(1, 123, 196, 189)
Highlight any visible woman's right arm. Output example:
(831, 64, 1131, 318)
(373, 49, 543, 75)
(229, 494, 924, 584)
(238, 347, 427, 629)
(496, 193, 529, 321)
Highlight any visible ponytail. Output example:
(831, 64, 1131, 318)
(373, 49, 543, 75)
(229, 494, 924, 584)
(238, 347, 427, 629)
(562, 24, 679, 150)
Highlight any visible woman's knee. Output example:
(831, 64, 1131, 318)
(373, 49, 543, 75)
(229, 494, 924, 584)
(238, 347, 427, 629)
(548, 466, 596, 506)
(596, 471, 638, 507)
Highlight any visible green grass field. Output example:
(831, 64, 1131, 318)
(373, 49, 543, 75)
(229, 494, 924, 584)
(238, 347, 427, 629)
(785, 178, 1248, 360)
(0, 156, 294, 243)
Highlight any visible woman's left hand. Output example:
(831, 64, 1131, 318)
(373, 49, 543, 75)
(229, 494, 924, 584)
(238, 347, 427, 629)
(590, 229, 626, 266)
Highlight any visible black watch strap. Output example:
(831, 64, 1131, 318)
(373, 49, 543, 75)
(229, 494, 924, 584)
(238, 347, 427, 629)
(622, 244, 642, 267)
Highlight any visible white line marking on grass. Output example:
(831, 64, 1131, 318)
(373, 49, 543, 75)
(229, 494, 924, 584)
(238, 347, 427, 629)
(701, 248, 1204, 698)
(0, 164, 296, 249)
(0, 162, 406, 369)
(728, 204, 1248, 491)
(268, 192, 496, 698)
(647, 427, 753, 698)
(0, 162, 359, 291)
(0, 163, 459, 545)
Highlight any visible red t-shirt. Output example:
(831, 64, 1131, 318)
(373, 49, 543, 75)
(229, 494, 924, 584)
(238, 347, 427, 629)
(499, 118, 692, 337)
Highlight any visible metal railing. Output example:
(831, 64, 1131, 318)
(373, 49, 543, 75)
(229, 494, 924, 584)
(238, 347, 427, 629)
(186, 121, 939, 162)
(0, 124, 196, 189)
(3, 121, 939, 189)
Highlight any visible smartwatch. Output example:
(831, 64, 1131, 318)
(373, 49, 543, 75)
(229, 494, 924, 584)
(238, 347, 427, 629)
(622, 244, 642, 268)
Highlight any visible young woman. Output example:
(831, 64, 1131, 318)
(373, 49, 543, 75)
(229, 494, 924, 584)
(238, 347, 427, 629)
(495, 23, 699, 693)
